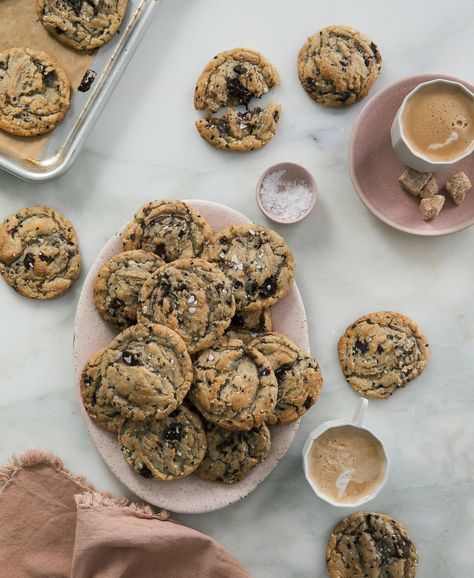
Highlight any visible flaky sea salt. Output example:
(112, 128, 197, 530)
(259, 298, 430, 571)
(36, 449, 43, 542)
(259, 169, 314, 222)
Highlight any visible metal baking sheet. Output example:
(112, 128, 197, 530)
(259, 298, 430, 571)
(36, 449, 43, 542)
(0, 0, 159, 181)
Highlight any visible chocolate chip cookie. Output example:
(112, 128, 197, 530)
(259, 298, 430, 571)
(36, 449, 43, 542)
(138, 258, 235, 354)
(94, 250, 164, 328)
(0, 48, 71, 136)
(297, 25, 382, 108)
(189, 339, 278, 431)
(338, 311, 429, 399)
(326, 512, 419, 578)
(250, 332, 323, 424)
(118, 405, 207, 480)
(195, 104, 281, 151)
(101, 323, 193, 421)
(196, 422, 271, 484)
(80, 348, 124, 433)
(226, 308, 272, 343)
(0, 206, 80, 300)
(122, 200, 212, 262)
(194, 48, 280, 113)
(37, 0, 128, 51)
(203, 224, 295, 312)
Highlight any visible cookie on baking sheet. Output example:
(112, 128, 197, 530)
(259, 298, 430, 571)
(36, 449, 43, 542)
(0, 205, 80, 300)
(203, 224, 295, 312)
(249, 332, 323, 425)
(80, 348, 124, 433)
(196, 422, 271, 484)
(189, 338, 278, 431)
(122, 200, 213, 263)
(118, 405, 207, 480)
(37, 0, 128, 51)
(0, 48, 70, 137)
(94, 250, 164, 328)
(326, 512, 418, 578)
(194, 48, 280, 113)
(138, 258, 235, 354)
(338, 311, 429, 399)
(297, 25, 382, 108)
(101, 323, 193, 421)
(226, 308, 273, 343)
(195, 104, 281, 152)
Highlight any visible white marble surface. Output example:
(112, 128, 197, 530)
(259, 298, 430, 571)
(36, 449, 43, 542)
(1, 0, 473, 576)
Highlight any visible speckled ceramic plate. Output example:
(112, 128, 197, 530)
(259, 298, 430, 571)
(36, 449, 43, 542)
(349, 74, 474, 236)
(73, 200, 309, 514)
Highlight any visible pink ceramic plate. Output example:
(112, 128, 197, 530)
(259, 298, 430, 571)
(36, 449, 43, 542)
(73, 200, 309, 514)
(349, 74, 474, 236)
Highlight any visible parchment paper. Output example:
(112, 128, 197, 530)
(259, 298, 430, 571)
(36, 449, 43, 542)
(0, 0, 95, 160)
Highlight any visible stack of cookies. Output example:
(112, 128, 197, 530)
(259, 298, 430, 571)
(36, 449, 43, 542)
(80, 200, 323, 484)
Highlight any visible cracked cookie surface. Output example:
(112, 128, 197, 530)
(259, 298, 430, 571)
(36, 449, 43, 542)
(118, 405, 207, 480)
(338, 311, 429, 399)
(101, 323, 193, 421)
(203, 224, 295, 312)
(189, 338, 278, 431)
(196, 422, 271, 484)
(326, 512, 418, 578)
(0, 47, 70, 136)
(298, 25, 382, 108)
(250, 332, 322, 424)
(122, 200, 213, 263)
(0, 205, 80, 300)
(94, 250, 164, 328)
(226, 308, 272, 343)
(138, 258, 235, 354)
(37, 0, 128, 51)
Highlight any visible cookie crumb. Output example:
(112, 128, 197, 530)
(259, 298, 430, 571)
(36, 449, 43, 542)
(445, 171, 471, 205)
(419, 195, 445, 221)
(399, 167, 432, 196)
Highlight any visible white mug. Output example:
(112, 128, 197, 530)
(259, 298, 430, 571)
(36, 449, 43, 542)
(391, 78, 474, 172)
(302, 398, 389, 508)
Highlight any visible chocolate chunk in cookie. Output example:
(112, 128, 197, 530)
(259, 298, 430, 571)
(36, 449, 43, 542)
(338, 311, 429, 399)
(203, 224, 295, 312)
(326, 512, 418, 578)
(118, 405, 207, 480)
(226, 308, 273, 343)
(0, 48, 70, 136)
(0, 205, 80, 300)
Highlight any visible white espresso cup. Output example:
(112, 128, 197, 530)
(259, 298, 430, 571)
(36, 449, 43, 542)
(302, 398, 389, 508)
(391, 78, 474, 172)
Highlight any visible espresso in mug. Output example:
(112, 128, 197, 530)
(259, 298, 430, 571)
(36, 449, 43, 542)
(308, 425, 386, 504)
(401, 83, 474, 162)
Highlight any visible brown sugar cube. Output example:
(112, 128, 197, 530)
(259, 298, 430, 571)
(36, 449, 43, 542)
(445, 171, 472, 205)
(419, 176, 438, 199)
(419, 195, 445, 221)
(399, 167, 432, 196)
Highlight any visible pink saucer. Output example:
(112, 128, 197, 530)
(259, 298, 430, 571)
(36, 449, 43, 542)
(349, 74, 474, 236)
(73, 200, 310, 514)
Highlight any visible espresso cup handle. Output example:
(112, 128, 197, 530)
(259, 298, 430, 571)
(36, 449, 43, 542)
(352, 398, 368, 427)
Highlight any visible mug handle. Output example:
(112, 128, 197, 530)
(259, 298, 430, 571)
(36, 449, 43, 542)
(351, 397, 368, 427)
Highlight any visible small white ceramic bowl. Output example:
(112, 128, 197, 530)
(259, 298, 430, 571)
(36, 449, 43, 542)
(391, 78, 474, 172)
(256, 162, 317, 224)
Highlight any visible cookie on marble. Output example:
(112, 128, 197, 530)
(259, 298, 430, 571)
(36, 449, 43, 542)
(297, 25, 382, 108)
(0, 205, 80, 300)
(119, 405, 207, 480)
(94, 250, 164, 328)
(138, 258, 235, 354)
(203, 224, 295, 312)
(445, 171, 471, 205)
(0, 47, 71, 137)
(196, 422, 271, 484)
(250, 332, 323, 424)
(226, 308, 273, 343)
(80, 348, 124, 433)
(326, 512, 419, 578)
(419, 195, 445, 221)
(122, 200, 213, 262)
(338, 311, 429, 399)
(189, 338, 278, 431)
(37, 0, 128, 51)
(195, 104, 281, 151)
(101, 323, 193, 421)
(194, 48, 280, 113)
(399, 168, 432, 197)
